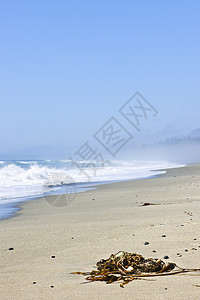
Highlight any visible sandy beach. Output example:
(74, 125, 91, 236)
(1, 163, 200, 299)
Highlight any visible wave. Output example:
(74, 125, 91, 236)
(0, 160, 184, 205)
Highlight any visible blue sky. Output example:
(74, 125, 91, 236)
(0, 0, 200, 159)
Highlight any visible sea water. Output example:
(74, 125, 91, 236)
(0, 160, 184, 220)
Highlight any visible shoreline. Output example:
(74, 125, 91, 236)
(0, 163, 185, 221)
(1, 163, 200, 299)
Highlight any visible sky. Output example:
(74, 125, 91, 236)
(0, 0, 200, 159)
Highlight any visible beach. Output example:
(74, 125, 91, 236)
(1, 163, 200, 299)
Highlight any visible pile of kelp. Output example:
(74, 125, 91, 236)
(73, 251, 200, 287)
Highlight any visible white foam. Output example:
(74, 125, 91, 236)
(0, 164, 65, 203)
(0, 160, 184, 205)
(67, 160, 184, 183)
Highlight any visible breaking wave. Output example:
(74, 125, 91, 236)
(0, 159, 184, 205)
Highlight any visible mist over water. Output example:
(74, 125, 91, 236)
(124, 142, 200, 164)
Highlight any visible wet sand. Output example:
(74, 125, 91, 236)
(1, 164, 200, 299)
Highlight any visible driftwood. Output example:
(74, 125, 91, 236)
(141, 202, 159, 206)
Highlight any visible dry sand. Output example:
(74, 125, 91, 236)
(1, 164, 200, 299)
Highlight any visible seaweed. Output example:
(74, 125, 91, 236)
(73, 251, 200, 287)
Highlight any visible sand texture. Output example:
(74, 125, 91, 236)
(1, 164, 200, 299)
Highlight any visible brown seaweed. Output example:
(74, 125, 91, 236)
(73, 251, 200, 287)
(141, 202, 159, 206)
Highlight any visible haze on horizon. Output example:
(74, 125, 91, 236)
(0, 1, 200, 161)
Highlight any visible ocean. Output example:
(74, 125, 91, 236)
(0, 159, 184, 220)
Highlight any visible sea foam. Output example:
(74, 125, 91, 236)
(0, 160, 184, 206)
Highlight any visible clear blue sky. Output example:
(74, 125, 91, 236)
(0, 0, 200, 159)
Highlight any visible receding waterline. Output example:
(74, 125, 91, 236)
(0, 160, 185, 220)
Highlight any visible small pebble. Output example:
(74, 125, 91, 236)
(9, 247, 14, 251)
(144, 242, 149, 245)
(33, 282, 36, 284)
(164, 256, 169, 259)
(162, 235, 166, 237)
(51, 256, 55, 258)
